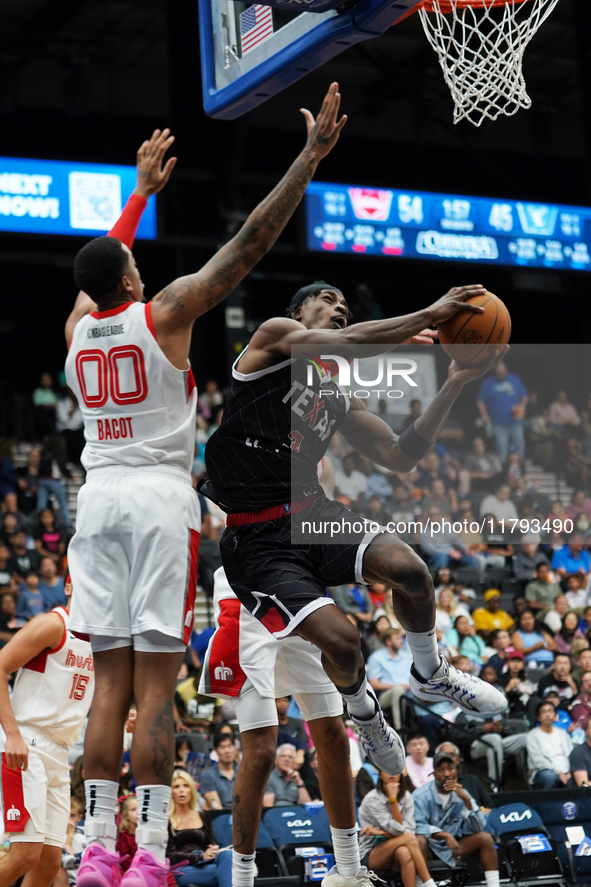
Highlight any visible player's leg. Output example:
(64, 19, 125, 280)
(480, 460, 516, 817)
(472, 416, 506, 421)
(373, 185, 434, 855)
(0, 843, 44, 887)
(295, 603, 405, 773)
(231, 690, 279, 887)
(306, 714, 362, 883)
(20, 845, 62, 887)
(78, 643, 134, 887)
(362, 533, 507, 717)
(129, 645, 185, 866)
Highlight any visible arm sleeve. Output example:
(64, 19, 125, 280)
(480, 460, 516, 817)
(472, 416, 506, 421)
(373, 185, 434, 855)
(107, 194, 148, 248)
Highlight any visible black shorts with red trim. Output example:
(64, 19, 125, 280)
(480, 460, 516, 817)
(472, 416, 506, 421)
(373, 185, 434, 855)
(220, 495, 382, 638)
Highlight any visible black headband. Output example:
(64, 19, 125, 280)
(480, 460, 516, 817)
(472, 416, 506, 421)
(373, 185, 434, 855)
(286, 282, 345, 316)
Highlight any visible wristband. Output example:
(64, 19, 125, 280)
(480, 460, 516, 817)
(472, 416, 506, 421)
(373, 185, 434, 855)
(388, 797, 398, 803)
(398, 422, 433, 461)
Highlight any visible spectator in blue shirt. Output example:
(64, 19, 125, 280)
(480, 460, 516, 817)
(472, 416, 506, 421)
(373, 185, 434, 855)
(367, 628, 412, 729)
(199, 734, 239, 810)
(477, 363, 528, 464)
(551, 536, 591, 582)
(37, 556, 66, 609)
(17, 572, 46, 619)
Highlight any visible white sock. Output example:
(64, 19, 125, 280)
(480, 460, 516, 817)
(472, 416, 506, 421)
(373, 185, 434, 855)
(84, 780, 118, 852)
(405, 628, 440, 679)
(422, 879, 437, 887)
(136, 784, 172, 863)
(330, 825, 361, 877)
(233, 850, 256, 887)
(340, 674, 377, 720)
(485, 872, 500, 887)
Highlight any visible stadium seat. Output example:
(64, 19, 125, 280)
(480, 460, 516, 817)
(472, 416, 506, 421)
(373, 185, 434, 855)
(530, 798, 591, 884)
(262, 805, 333, 877)
(488, 802, 565, 887)
(211, 812, 289, 880)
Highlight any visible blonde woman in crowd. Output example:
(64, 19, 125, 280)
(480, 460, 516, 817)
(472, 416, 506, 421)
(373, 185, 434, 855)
(167, 770, 231, 887)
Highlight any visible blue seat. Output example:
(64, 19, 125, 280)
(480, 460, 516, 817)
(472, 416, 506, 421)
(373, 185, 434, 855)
(488, 802, 564, 885)
(531, 799, 591, 883)
(210, 812, 288, 880)
(262, 805, 332, 846)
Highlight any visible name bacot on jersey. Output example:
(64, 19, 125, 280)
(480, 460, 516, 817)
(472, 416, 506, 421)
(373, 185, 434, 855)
(65, 301, 197, 472)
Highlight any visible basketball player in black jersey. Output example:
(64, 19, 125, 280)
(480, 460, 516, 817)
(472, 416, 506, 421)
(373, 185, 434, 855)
(202, 282, 508, 887)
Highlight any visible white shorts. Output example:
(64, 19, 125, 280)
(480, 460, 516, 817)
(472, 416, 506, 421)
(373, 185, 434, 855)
(0, 726, 70, 847)
(68, 464, 201, 644)
(198, 589, 342, 731)
(232, 681, 343, 732)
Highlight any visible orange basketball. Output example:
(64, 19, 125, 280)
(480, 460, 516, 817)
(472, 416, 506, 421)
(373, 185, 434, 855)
(437, 291, 511, 367)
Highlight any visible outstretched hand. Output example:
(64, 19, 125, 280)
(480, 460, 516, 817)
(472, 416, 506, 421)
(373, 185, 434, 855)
(448, 343, 509, 385)
(134, 128, 177, 198)
(301, 82, 347, 161)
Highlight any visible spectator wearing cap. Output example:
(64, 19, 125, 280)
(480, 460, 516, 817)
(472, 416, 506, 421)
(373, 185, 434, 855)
(571, 715, 591, 786)
(433, 742, 492, 811)
(472, 590, 514, 642)
(525, 563, 562, 618)
(526, 700, 573, 789)
(552, 535, 591, 582)
(413, 752, 499, 885)
(498, 650, 536, 716)
(537, 651, 579, 703)
(405, 732, 433, 789)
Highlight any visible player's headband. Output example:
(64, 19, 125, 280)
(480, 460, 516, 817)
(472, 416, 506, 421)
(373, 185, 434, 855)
(286, 282, 348, 317)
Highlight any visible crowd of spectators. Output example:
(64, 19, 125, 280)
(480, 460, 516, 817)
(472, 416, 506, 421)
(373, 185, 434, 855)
(4, 360, 591, 885)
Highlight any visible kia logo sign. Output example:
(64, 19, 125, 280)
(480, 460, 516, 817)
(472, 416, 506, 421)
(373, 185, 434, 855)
(500, 810, 532, 823)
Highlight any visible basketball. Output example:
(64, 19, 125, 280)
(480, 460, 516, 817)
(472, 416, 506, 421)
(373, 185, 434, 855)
(437, 291, 511, 367)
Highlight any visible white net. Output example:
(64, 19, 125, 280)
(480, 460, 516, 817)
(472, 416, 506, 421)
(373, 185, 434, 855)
(417, 0, 561, 127)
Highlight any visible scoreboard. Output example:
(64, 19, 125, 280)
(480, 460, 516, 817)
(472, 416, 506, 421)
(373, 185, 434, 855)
(305, 181, 591, 271)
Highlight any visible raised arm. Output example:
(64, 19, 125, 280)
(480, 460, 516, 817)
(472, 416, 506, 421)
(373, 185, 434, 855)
(340, 346, 509, 473)
(246, 285, 487, 367)
(64, 128, 177, 346)
(0, 612, 65, 771)
(150, 83, 347, 333)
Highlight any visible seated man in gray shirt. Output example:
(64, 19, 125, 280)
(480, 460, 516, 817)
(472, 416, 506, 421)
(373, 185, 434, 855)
(200, 733, 240, 810)
(263, 743, 312, 807)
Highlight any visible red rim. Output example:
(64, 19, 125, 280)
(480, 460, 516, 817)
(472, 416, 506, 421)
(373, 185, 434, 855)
(421, 0, 532, 10)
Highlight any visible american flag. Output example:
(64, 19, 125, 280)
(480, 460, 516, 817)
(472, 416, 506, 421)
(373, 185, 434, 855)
(240, 4, 274, 56)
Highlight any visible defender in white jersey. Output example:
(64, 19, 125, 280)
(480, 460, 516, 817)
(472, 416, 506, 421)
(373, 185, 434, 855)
(0, 578, 93, 887)
(64, 92, 347, 887)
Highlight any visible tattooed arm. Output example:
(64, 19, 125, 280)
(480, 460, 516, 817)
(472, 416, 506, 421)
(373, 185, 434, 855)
(149, 83, 347, 365)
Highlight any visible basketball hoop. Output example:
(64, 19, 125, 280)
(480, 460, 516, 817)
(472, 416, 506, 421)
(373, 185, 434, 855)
(416, 0, 561, 127)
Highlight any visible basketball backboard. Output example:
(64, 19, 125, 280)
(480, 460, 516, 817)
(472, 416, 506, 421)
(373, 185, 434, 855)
(199, 1, 422, 119)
